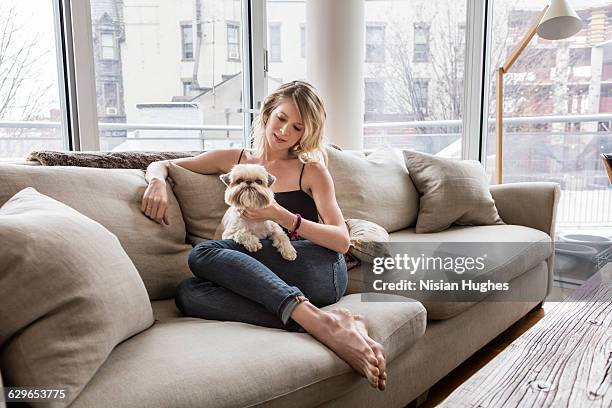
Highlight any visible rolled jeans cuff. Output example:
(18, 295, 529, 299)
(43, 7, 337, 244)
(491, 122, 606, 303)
(279, 290, 306, 325)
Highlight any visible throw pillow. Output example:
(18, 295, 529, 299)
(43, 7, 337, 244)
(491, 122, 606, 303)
(327, 147, 419, 233)
(0, 188, 154, 406)
(27, 150, 200, 169)
(402, 150, 504, 233)
(0, 164, 193, 300)
(168, 162, 228, 244)
(346, 218, 391, 263)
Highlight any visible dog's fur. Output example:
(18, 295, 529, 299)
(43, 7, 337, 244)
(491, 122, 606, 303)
(219, 164, 297, 261)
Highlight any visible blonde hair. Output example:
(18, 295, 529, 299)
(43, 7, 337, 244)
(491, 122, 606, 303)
(251, 81, 327, 164)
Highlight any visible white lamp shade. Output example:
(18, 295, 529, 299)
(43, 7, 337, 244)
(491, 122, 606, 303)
(537, 0, 582, 40)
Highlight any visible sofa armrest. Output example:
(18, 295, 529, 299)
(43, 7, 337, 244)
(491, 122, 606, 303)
(490, 182, 561, 238)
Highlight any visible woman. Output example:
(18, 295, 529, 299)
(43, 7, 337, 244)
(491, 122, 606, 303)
(141, 81, 386, 390)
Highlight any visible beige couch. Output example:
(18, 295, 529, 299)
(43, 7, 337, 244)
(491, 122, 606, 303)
(0, 148, 560, 408)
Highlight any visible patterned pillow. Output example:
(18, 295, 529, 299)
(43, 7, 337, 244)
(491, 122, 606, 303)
(27, 150, 200, 169)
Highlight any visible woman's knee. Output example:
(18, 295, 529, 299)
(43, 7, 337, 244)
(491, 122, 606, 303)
(175, 277, 198, 316)
(300, 251, 348, 306)
(188, 240, 231, 273)
(188, 243, 210, 272)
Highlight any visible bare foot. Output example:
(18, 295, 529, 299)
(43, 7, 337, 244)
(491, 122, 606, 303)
(352, 313, 387, 391)
(295, 305, 381, 388)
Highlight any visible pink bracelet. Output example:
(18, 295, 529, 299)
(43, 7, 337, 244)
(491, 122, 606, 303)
(289, 213, 302, 241)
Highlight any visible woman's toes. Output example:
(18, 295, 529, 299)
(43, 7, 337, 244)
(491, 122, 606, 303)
(365, 340, 386, 391)
(377, 367, 387, 391)
(365, 366, 379, 388)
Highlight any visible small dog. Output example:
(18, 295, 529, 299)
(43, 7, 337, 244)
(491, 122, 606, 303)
(219, 164, 297, 261)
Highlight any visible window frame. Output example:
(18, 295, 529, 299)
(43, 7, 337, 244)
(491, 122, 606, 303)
(68, 0, 100, 150)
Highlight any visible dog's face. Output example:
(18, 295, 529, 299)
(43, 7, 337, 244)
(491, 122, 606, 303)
(220, 164, 276, 209)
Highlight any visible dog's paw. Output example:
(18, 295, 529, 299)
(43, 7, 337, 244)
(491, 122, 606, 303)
(279, 244, 297, 261)
(243, 238, 263, 252)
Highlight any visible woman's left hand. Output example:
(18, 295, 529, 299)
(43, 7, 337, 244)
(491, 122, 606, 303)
(239, 203, 282, 223)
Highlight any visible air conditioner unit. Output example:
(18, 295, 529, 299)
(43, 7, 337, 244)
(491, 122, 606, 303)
(105, 107, 118, 116)
(229, 49, 239, 60)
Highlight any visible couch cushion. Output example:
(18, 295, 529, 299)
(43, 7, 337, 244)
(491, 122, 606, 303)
(71, 294, 426, 408)
(167, 162, 228, 244)
(327, 147, 419, 233)
(0, 164, 193, 300)
(403, 150, 503, 233)
(0, 188, 154, 407)
(348, 225, 552, 320)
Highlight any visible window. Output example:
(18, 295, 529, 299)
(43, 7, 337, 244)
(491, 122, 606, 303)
(486, 0, 612, 229)
(100, 32, 116, 60)
(181, 24, 193, 60)
(566, 85, 588, 131)
(363, 1, 466, 153)
(365, 80, 384, 113)
(569, 48, 591, 67)
(601, 83, 612, 112)
(227, 22, 240, 61)
(89, 0, 246, 151)
(269, 23, 281, 62)
(414, 23, 430, 62)
(0, 0, 68, 158)
(103, 82, 118, 115)
(366, 24, 385, 63)
(182, 80, 194, 97)
(414, 79, 429, 115)
(300, 25, 306, 58)
(265, 0, 306, 96)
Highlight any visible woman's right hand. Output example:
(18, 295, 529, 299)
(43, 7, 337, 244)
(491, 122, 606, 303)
(141, 177, 169, 225)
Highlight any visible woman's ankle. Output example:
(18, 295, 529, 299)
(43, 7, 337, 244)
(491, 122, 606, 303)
(290, 302, 336, 334)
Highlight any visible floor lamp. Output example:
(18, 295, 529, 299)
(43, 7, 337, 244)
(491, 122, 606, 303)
(495, 0, 582, 184)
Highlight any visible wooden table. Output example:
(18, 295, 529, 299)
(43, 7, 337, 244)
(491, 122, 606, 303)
(440, 263, 612, 407)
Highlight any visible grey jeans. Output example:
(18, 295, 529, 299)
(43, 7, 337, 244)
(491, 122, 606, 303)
(175, 239, 348, 331)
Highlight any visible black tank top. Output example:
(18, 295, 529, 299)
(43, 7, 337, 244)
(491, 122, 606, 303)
(237, 149, 319, 223)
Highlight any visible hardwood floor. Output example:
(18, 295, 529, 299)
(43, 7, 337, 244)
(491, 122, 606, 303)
(418, 285, 574, 407)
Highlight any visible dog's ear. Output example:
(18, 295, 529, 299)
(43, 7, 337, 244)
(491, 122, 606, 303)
(220, 173, 232, 186)
(267, 173, 276, 187)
